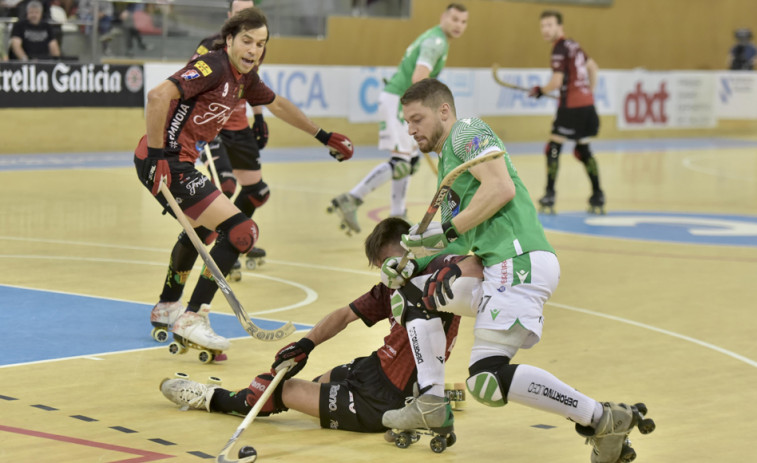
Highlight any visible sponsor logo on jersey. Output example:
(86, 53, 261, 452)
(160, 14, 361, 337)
(193, 102, 232, 126)
(194, 60, 212, 76)
(181, 69, 200, 80)
(196, 45, 209, 56)
(490, 308, 501, 320)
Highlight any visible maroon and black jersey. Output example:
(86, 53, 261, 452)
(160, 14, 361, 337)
(191, 34, 267, 131)
(550, 37, 594, 108)
(156, 48, 275, 162)
(348, 255, 464, 392)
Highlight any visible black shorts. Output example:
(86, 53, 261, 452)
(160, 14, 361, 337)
(134, 156, 221, 220)
(318, 353, 408, 433)
(551, 105, 599, 141)
(219, 127, 261, 171)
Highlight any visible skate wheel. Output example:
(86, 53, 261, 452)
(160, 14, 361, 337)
(245, 259, 257, 270)
(633, 403, 648, 416)
(214, 353, 228, 361)
(168, 342, 186, 355)
(208, 376, 222, 386)
(198, 350, 213, 364)
(326, 206, 334, 213)
(229, 269, 241, 282)
(446, 432, 456, 447)
(394, 432, 412, 449)
(174, 372, 189, 379)
(383, 430, 396, 443)
(429, 435, 447, 453)
(637, 417, 655, 434)
(619, 443, 637, 462)
(151, 327, 169, 343)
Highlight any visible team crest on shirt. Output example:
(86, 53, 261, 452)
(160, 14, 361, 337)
(465, 135, 492, 155)
(181, 69, 200, 80)
(238, 87, 244, 98)
(194, 60, 212, 76)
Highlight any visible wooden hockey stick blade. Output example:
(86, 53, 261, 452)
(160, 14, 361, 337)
(423, 152, 438, 175)
(159, 182, 295, 342)
(203, 142, 222, 189)
(215, 363, 292, 463)
(396, 150, 505, 269)
(491, 64, 558, 100)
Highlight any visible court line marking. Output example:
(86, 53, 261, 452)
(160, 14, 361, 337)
(548, 301, 757, 369)
(681, 153, 756, 183)
(1, 241, 755, 370)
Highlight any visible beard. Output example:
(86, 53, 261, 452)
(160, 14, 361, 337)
(417, 121, 445, 153)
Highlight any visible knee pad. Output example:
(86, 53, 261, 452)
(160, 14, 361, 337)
(180, 227, 216, 246)
(545, 141, 562, 162)
(466, 357, 519, 408)
(218, 173, 238, 199)
(217, 213, 259, 254)
(389, 156, 412, 180)
(391, 281, 442, 327)
(573, 144, 593, 163)
(239, 181, 270, 209)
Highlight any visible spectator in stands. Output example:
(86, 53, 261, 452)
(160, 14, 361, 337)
(728, 28, 757, 70)
(119, 3, 153, 56)
(78, 0, 115, 55)
(8, 0, 60, 60)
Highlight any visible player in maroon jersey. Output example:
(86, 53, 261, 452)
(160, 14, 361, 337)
(529, 10, 605, 214)
(193, 0, 269, 277)
(135, 7, 354, 354)
(159, 217, 480, 433)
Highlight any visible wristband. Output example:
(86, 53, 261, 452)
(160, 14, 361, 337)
(147, 147, 165, 159)
(442, 220, 459, 243)
(298, 337, 316, 353)
(314, 128, 330, 145)
(254, 114, 264, 123)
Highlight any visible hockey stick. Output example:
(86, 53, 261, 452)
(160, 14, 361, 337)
(423, 152, 438, 176)
(202, 142, 222, 189)
(215, 362, 293, 463)
(491, 64, 558, 100)
(396, 150, 505, 270)
(158, 181, 295, 342)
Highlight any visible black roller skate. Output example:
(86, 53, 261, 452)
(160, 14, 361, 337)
(538, 189, 556, 215)
(576, 402, 656, 463)
(588, 190, 606, 215)
(245, 246, 266, 270)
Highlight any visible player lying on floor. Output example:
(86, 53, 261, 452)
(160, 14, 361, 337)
(159, 217, 483, 432)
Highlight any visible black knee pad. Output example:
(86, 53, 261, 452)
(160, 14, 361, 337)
(179, 227, 216, 246)
(573, 144, 593, 163)
(235, 181, 270, 217)
(467, 356, 519, 407)
(219, 173, 238, 199)
(216, 213, 259, 254)
(545, 141, 562, 163)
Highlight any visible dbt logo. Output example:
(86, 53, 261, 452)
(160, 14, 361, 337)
(624, 82, 669, 124)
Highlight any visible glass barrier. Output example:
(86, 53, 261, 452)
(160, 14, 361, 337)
(1, 0, 410, 63)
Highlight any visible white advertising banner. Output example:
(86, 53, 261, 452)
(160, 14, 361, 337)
(617, 72, 717, 129)
(715, 72, 757, 119)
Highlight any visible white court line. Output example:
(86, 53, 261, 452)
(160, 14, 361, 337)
(1, 237, 755, 370)
(547, 301, 757, 369)
(681, 153, 756, 182)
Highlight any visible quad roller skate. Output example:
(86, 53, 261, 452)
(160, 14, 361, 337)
(245, 246, 266, 270)
(159, 373, 222, 412)
(229, 260, 242, 282)
(326, 193, 362, 236)
(588, 190, 606, 215)
(444, 383, 466, 411)
(382, 393, 456, 454)
(150, 301, 185, 343)
(538, 189, 556, 215)
(169, 305, 229, 363)
(576, 402, 656, 463)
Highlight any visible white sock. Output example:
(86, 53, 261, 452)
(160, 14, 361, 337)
(406, 317, 446, 397)
(506, 364, 599, 426)
(350, 162, 392, 200)
(390, 176, 409, 217)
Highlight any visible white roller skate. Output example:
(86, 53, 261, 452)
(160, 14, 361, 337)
(382, 392, 456, 453)
(576, 402, 656, 463)
(160, 377, 218, 412)
(169, 304, 230, 363)
(245, 246, 266, 270)
(326, 193, 362, 236)
(150, 301, 185, 343)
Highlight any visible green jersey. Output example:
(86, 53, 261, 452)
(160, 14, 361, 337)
(436, 118, 555, 267)
(384, 25, 449, 96)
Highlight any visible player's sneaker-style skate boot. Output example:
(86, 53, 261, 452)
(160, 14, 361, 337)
(588, 189, 606, 215)
(327, 193, 363, 235)
(576, 402, 656, 463)
(538, 189, 556, 214)
(150, 301, 185, 342)
(382, 393, 454, 436)
(172, 304, 230, 352)
(160, 377, 217, 412)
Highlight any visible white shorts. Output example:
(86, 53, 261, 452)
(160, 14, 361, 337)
(378, 91, 418, 156)
(473, 251, 560, 350)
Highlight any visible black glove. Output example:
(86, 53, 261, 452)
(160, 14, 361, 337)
(252, 114, 268, 149)
(529, 86, 544, 99)
(422, 263, 462, 310)
(272, 337, 315, 379)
